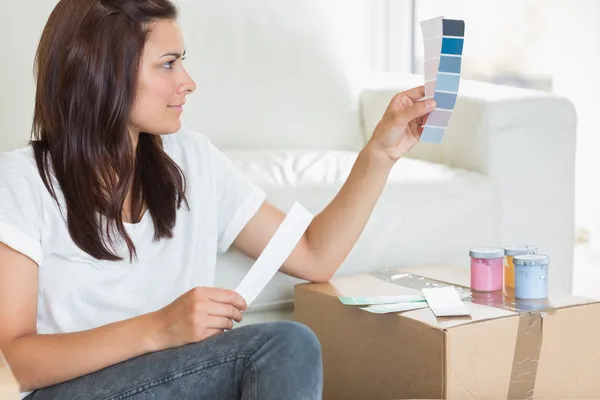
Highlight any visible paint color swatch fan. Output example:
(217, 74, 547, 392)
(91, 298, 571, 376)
(420, 16, 465, 144)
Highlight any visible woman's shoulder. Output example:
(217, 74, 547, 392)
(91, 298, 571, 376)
(0, 146, 46, 220)
(0, 146, 39, 183)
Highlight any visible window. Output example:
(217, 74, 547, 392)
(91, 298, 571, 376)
(376, 0, 555, 91)
(374, 0, 600, 249)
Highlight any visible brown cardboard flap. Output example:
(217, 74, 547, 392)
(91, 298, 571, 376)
(401, 301, 517, 330)
(366, 265, 600, 398)
(325, 270, 519, 329)
(368, 265, 598, 329)
(534, 303, 600, 398)
(295, 286, 446, 400)
(445, 317, 520, 398)
(296, 266, 600, 400)
(330, 274, 423, 297)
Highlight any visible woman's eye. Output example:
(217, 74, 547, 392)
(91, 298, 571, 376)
(163, 60, 176, 69)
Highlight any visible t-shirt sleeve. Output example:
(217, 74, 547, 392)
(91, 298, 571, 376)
(208, 144, 266, 254)
(0, 153, 44, 265)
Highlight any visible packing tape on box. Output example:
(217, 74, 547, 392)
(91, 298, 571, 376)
(507, 313, 544, 400)
(370, 270, 555, 400)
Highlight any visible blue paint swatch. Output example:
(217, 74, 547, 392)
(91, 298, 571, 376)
(433, 91, 457, 110)
(442, 19, 465, 36)
(419, 17, 464, 145)
(439, 56, 462, 73)
(441, 38, 464, 55)
(436, 74, 460, 92)
(421, 126, 445, 144)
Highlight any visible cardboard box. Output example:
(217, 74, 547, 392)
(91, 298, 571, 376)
(294, 265, 600, 399)
(0, 350, 19, 400)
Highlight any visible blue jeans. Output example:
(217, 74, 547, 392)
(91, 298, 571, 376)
(25, 321, 323, 399)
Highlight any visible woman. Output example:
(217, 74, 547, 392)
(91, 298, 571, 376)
(0, 0, 435, 399)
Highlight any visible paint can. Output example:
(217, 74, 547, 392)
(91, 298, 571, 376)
(469, 247, 504, 292)
(503, 245, 538, 289)
(513, 254, 549, 300)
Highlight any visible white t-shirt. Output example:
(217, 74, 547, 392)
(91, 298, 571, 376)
(0, 128, 266, 397)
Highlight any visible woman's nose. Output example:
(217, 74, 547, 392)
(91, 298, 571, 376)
(179, 69, 196, 95)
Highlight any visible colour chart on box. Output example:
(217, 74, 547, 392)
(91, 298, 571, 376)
(420, 16, 465, 144)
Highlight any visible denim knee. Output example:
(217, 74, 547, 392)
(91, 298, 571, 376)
(274, 321, 321, 351)
(265, 321, 322, 365)
(240, 321, 324, 398)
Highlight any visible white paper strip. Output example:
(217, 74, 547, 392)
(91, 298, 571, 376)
(420, 15, 444, 39)
(339, 295, 427, 306)
(360, 302, 430, 314)
(340, 289, 471, 306)
(424, 38, 443, 59)
(420, 16, 444, 98)
(235, 202, 313, 306)
(422, 287, 471, 317)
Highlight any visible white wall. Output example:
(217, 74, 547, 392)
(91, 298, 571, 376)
(1, 0, 372, 153)
(550, 0, 600, 248)
(0, 0, 58, 152)
(174, 0, 370, 150)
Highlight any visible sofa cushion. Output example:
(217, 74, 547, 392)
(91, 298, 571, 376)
(214, 150, 502, 311)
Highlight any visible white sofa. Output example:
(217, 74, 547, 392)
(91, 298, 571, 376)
(214, 74, 577, 314)
(0, 1, 577, 317)
(173, 1, 577, 312)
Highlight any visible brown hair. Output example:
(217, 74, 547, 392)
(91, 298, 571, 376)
(31, 0, 188, 261)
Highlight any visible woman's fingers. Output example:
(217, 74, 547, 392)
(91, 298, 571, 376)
(205, 315, 235, 330)
(207, 302, 243, 323)
(401, 85, 426, 101)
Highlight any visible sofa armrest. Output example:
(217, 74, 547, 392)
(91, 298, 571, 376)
(360, 72, 577, 294)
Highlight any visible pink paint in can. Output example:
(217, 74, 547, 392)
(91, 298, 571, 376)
(469, 247, 504, 292)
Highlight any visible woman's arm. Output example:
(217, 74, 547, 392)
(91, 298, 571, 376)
(233, 148, 393, 283)
(0, 243, 157, 392)
(0, 243, 246, 392)
(233, 86, 435, 282)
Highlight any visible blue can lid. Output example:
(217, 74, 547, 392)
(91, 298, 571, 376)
(504, 245, 538, 256)
(469, 247, 504, 259)
(513, 254, 549, 266)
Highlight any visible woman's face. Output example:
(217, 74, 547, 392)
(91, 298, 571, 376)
(130, 19, 196, 136)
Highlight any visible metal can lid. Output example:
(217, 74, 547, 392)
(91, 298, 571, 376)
(513, 254, 549, 266)
(469, 247, 504, 259)
(504, 245, 538, 256)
